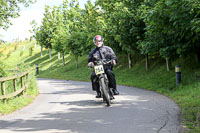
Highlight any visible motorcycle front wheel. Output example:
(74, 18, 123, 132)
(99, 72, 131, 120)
(100, 77, 111, 106)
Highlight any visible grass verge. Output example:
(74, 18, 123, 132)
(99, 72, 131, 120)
(0, 41, 38, 115)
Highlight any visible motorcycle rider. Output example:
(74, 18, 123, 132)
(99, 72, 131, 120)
(88, 35, 119, 98)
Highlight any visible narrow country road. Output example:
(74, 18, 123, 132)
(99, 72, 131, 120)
(0, 78, 181, 133)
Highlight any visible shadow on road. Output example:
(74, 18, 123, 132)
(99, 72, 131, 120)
(0, 79, 180, 133)
(0, 100, 146, 133)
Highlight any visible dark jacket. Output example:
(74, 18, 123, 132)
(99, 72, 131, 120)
(88, 46, 117, 64)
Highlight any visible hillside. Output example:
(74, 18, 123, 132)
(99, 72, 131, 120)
(1, 40, 200, 132)
(0, 40, 38, 115)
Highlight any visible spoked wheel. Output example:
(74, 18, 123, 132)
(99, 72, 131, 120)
(100, 78, 111, 106)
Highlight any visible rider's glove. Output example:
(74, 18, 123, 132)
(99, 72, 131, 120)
(112, 60, 116, 66)
(88, 62, 94, 68)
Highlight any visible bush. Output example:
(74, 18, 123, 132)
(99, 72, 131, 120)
(0, 61, 7, 77)
(6, 51, 11, 58)
(29, 46, 34, 56)
(20, 51, 24, 56)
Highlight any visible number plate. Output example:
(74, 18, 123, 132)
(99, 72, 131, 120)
(94, 65, 104, 75)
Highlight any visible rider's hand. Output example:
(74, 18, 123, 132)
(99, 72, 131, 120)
(112, 60, 116, 66)
(88, 62, 94, 68)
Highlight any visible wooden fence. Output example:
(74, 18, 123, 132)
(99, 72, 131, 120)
(0, 71, 29, 103)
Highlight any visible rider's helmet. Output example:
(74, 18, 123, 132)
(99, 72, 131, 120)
(93, 35, 104, 47)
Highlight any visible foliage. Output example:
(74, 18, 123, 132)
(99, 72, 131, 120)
(6, 51, 11, 58)
(138, 0, 200, 61)
(20, 51, 24, 56)
(0, 61, 7, 77)
(63, 0, 87, 68)
(0, 40, 38, 115)
(29, 20, 38, 40)
(0, 0, 36, 29)
(39, 6, 56, 49)
(82, 0, 100, 52)
(29, 46, 34, 56)
(97, 0, 145, 55)
(67, 32, 87, 57)
(51, 7, 67, 54)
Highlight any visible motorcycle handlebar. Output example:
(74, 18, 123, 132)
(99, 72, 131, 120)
(88, 59, 114, 69)
(95, 59, 113, 65)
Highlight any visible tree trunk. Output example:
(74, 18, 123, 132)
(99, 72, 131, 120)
(18, 37, 20, 45)
(75, 55, 78, 69)
(197, 48, 200, 63)
(58, 52, 60, 60)
(40, 46, 43, 57)
(49, 48, 51, 58)
(62, 52, 65, 66)
(197, 54, 200, 63)
(145, 53, 149, 71)
(166, 58, 172, 72)
(128, 53, 132, 69)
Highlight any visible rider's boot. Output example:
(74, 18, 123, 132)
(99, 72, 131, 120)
(109, 90, 115, 100)
(110, 96, 115, 100)
(112, 89, 119, 95)
(96, 91, 101, 98)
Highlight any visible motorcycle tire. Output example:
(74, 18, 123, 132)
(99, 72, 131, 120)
(100, 77, 111, 106)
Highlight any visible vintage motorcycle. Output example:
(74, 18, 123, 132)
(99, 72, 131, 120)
(90, 58, 114, 106)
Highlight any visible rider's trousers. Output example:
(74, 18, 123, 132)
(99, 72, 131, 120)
(90, 68, 117, 93)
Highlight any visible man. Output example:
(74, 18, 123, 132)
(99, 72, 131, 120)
(88, 35, 119, 98)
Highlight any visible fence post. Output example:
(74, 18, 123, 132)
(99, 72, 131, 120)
(20, 76, 24, 95)
(1, 82, 6, 103)
(13, 79, 16, 91)
(26, 73, 29, 80)
(0, 71, 30, 103)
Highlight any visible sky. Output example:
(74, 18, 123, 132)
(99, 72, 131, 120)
(0, 0, 95, 42)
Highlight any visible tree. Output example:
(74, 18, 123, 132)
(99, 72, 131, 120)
(67, 32, 87, 69)
(82, 1, 102, 53)
(0, 0, 36, 29)
(0, 0, 35, 77)
(189, 0, 200, 63)
(138, 0, 200, 72)
(51, 7, 68, 66)
(29, 20, 38, 39)
(39, 5, 58, 58)
(97, 0, 145, 69)
(62, 0, 87, 69)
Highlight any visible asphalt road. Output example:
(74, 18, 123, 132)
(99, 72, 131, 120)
(0, 78, 181, 133)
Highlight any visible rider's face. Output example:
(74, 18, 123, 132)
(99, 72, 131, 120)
(95, 40, 103, 47)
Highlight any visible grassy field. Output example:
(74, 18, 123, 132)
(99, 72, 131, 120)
(1, 40, 200, 132)
(0, 40, 38, 115)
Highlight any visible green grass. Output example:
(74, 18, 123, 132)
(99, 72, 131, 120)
(0, 41, 38, 115)
(0, 76, 38, 115)
(1, 40, 200, 132)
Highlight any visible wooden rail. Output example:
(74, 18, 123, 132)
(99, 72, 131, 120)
(0, 71, 29, 103)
